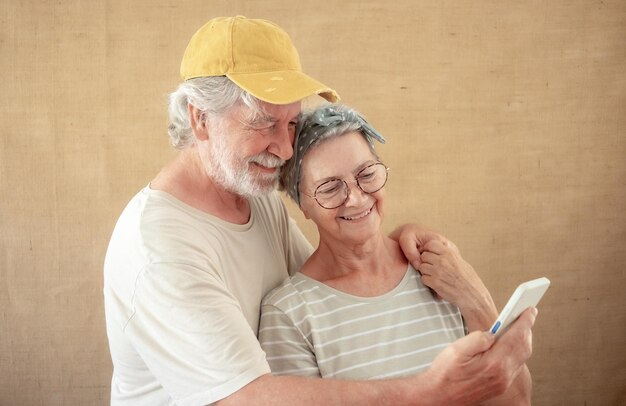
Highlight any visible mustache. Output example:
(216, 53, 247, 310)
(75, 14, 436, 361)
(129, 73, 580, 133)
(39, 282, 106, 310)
(248, 153, 285, 169)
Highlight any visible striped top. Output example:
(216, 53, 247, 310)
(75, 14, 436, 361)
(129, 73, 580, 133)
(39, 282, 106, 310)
(259, 266, 465, 380)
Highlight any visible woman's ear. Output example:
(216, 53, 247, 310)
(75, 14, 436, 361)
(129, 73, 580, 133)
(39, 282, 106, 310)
(188, 104, 209, 141)
(300, 200, 312, 220)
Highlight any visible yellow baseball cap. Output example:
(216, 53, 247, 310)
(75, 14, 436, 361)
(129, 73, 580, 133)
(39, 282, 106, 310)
(180, 16, 339, 105)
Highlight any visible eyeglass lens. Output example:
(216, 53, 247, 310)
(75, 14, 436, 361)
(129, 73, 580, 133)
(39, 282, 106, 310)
(314, 162, 388, 209)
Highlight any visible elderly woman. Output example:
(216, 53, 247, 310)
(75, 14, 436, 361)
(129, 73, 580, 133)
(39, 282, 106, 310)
(258, 104, 523, 387)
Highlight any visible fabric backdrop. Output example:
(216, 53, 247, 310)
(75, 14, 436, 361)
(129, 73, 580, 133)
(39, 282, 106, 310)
(1, 0, 625, 404)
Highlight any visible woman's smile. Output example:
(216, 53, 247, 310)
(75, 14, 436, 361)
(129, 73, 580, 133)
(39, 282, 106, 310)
(339, 203, 376, 221)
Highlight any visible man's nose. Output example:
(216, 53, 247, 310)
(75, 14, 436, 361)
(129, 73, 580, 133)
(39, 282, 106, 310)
(267, 125, 294, 160)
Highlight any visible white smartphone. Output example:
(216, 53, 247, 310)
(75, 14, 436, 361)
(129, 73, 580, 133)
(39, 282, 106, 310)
(489, 277, 551, 337)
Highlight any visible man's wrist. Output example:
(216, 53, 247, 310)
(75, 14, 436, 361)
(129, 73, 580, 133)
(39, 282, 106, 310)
(404, 369, 446, 406)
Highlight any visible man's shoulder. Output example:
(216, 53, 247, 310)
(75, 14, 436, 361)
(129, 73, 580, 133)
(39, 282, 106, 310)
(111, 186, 224, 259)
(249, 191, 293, 233)
(250, 191, 286, 214)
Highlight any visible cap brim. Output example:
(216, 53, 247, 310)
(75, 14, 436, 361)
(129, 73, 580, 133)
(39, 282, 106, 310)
(227, 70, 339, 105)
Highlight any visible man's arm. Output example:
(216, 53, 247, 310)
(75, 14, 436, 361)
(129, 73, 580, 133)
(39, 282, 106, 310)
(218, 308, 537, 405)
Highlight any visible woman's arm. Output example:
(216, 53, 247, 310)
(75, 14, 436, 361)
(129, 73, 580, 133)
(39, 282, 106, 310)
(418, 239, 532, 406)
(389, 223, 449, 270)
(418, 239, 498, 331)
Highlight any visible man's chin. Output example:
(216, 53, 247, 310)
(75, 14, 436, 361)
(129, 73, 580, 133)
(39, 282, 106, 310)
(230, 177, 278, 198)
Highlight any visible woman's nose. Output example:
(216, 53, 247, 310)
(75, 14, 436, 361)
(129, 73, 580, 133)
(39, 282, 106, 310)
(343, 181, 369, 207)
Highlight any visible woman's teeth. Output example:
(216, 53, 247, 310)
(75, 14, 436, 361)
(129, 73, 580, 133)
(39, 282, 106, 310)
(341, 207, 372, 220)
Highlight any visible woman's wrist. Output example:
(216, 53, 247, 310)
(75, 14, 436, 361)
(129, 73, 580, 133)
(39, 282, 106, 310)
(458, 290, 498, 331)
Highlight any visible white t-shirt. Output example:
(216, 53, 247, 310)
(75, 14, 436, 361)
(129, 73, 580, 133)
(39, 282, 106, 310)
(103, 187, 312, 406)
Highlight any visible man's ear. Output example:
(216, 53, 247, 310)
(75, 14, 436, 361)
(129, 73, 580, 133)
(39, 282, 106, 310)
(188, 104, 209, 141)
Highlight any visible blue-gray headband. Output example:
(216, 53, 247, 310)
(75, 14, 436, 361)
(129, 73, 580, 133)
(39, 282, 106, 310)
(280, 104, 386, 206)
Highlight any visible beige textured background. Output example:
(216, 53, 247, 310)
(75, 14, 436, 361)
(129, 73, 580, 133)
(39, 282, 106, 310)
(1, 1, 625, 404)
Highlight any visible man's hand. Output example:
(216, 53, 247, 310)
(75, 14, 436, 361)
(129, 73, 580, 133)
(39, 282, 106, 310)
(421, 307, 536, 405)
(390, 223, 450, 269)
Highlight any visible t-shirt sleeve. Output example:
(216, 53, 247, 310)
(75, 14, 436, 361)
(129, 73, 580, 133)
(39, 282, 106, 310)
(124, 261, 270, 405)
(258, 297, 321, 377)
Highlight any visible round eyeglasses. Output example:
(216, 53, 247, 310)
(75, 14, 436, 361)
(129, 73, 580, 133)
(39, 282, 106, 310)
(301, 162, 389, 209)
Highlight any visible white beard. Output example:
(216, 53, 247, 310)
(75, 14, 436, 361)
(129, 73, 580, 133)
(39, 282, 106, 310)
(199, 131, 284, 198)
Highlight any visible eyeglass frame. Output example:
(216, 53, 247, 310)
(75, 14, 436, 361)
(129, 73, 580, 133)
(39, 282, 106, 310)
(300, 161, 390, 209)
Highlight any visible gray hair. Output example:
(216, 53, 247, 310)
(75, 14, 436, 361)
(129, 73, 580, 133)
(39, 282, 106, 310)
(280, 103, 386, 205)
(167, 76, 264, 149)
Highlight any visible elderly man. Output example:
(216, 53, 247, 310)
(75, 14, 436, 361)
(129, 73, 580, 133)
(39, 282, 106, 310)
(104, 16, 535, 405)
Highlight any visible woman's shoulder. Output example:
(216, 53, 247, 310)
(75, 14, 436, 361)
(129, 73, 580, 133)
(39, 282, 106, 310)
(261, 272, 326, 309)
